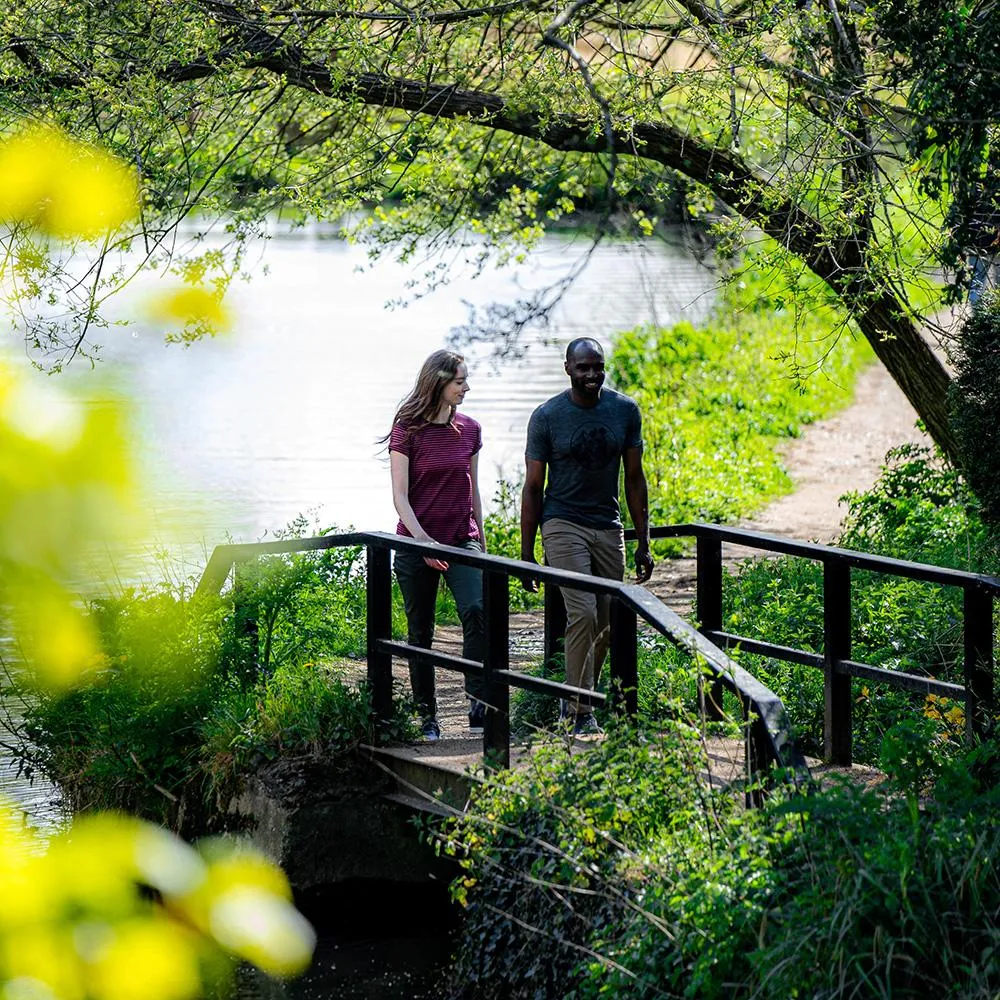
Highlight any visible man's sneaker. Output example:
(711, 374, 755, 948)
(421, 718, 441, 742)
(468, 700, 486, 736)
(572, 713, 604, 741)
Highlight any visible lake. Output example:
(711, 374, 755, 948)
(38, 226, 717, 583)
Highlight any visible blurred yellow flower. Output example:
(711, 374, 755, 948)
(0, 927, 82, 1000)
(146, 286, 232, 337)
(172, 842, 314, 977)
(0, 358, 138, 690)
(0, 801, 314, 998)
(0, 125, 138, 239)
(87, 919, 201, 1000)
(15, 590, 102, 692)
(208, 888, 315, 977)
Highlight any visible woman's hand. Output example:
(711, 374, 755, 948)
(414, 532, 448, 570)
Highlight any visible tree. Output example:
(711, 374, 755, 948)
(1, 0, 994, 461)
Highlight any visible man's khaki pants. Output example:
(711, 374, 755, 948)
(540, 518, 626, 715)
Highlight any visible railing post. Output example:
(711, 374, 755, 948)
(483, 569, 510, 768)
(746, 714, 770, 808)
(543, 576, 566, 679)
(696, 534, 724, 721)
(964, 583, 994, 740)
(609, 596, 638, 718)
(366, 544, 393, 733)
(824, 557, 852, 765)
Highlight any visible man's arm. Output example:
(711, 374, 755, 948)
(519, 457, 546, 592)
(623, 446, 654, 583)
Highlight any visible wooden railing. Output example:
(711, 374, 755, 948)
(646, 524, 1000, 766)
(196, 530, 809, 794)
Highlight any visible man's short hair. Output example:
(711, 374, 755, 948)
(565, 337, 604, 362)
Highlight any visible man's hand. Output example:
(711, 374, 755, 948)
(520, 553, 540, 592)
(634, 546, 654, 584)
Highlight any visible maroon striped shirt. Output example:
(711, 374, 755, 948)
(389, 412, 482, 545)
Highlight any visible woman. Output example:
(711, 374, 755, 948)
(386, 349, 487, 741)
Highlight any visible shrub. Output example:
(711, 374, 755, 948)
(722, 446, 998, 764)
(445, 721, 1000, 999)
(22, 587, 230, 830)
(952, 297, 1000, 529)
(17, 521, 404, 831)
(439, 716, 742, 999)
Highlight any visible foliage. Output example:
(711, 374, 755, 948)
(0, 127, 314, 1000)
(838, 444, 992, 564)
(444, 716, 1000, 999)
(873, 0, 1000, 287)
(722, 445, 996, 763)
(438, 717, 739, 999)
(611, 267, 873, 551)
(16, 536, 409, 829)
(199, 659, 409, 805)
(225, 517, 370, 678)
(952, 298, 1000, 528)
(742, 727, 1000, 999)
(21, 587, 232, 829)
(0, 0, 968, 463)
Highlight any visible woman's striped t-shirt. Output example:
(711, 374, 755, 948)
(389, 412, 482, 545)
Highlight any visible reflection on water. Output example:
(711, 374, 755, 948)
(0, 639, 67, 840)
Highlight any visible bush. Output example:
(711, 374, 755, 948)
(225, 518, 371, 676)
(444, 720, 1000, 999)
(439, 716, 743, 999)
(721, 445, 998, 764)
(17, 521, 406, 831)
(952, 297, 1000, 529)
(22, 587, 230, 830)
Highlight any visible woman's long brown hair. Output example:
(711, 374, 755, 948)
(380, 349, 465, 443)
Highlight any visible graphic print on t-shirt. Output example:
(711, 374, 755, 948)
(569, 420, 620, 470)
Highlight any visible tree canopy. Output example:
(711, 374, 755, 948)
(3, 0, 998, 461)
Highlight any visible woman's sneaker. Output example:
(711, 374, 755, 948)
(468, 700, 486, 736)
(421, 718, 441, 742)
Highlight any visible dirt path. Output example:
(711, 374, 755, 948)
(740, 358, 931, 543)
(646, 347, 937, 607)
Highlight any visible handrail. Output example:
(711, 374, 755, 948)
(195, 529, 810, 795)
(628, 522, 997, 765)
(643, 523, 1000, 591)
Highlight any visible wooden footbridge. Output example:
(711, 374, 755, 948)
(197, 524, 999, 812)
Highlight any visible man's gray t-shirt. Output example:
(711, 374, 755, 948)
(525, 388, 643, 529)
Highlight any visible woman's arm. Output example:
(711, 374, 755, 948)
(390, 450, 448, 569)
(470, 452, 486, 552)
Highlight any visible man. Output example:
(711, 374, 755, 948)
(520, 337, 654, 738)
